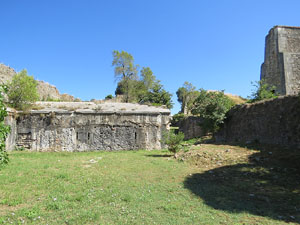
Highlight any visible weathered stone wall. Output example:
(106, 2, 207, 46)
(178, 116, 204, 140)
(5, 109, 17, 151)
(261, 26, 300, 95)
(6, 103, 170, 151)
(216, 96, 300, 148)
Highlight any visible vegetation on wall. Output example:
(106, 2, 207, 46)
(248, 79, 278, 103)
(7, 69, 39, 111)
(0, 85, 10, 166)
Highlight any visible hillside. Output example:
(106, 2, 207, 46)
(0, 63, 77, 101)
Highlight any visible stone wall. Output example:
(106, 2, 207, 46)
(261, 26, 300, 95)
(216, 96, 300, 148)
(178, 116, 204, 140)
(6, 102, 170, 151)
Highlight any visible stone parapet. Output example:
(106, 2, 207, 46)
(216, 96, 300, 149)
(5, 102, 171, 151)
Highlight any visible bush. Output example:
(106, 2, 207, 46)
(162, 131, 185, 154)
(171, 113, 185, 127)
(7, 69, 39, 110)
(0, 85, 10, 166)
(248, 79, 277, 103)
(191, 89, 235, 133)
(105, 94, 114, 100)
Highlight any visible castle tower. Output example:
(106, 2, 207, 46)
(261, 26, 300, 95)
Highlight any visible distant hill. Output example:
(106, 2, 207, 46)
(0, 63, 78, 102)
(207, 90, 247, 105)
(225, 93, 247, 104)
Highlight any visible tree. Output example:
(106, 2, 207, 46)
(140, 67, 155, 90)
(112, 50, 139, 102)
(161, 130, 185, 156)
(112, 52, 173, 108)
(192, 89, 235, 133)
(176, 82, 199, 114)
(137, 67, 173, 108)
(248, 79, 277, 103)
(115, 78, 141, 102)
(0, 85, 10, 166)
(105, 94, 113, 100)
(147, 81, 173, 109)
(7, 70, 39, 110)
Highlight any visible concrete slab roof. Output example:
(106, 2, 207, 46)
(29, 101, 170, 114)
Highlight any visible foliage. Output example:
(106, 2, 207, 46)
(105, 94, 113, 100)
(44, 97, 61, 102)
(140, 80, 173, 109)
(115, 78, 141, 102)
(7, 69, 39, 110)
(176, 81, 199, 114)
(112, 52, 173, 108)
(171, 113, 185, 126)
(162, 130, 185, 154)
(112, 50, 139, 102)
(0, 85, 10, 166)
(248, 79, 277, 103)
(191, 89, 235, 133)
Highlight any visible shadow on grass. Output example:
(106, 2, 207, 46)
(184, 143, 300, 223)
(145, 154, 173, 158)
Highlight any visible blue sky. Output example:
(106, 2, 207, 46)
(1, 0, 300, 114)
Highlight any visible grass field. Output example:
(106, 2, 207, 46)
(0, 144, 299, 224)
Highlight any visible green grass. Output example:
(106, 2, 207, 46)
(0, 148, 298, 224)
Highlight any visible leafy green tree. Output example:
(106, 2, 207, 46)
(137, 67, 173, 108)
(140, 67, 155, 90)
(176, 82, 199, 114)
(112, 52, 173, 108)
(7, 70, 39, 110)
(248, 79, 277, 103)
(112, 50, 139, 102)
(105, 94, 113, 100)
(162, 130, 185, 155)
(0, 85, 10, 166)
(141, 81, 173, 109)
(192, 89, 235, 133)
(115, 78, 141, 102)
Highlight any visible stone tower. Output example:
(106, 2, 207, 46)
(261, 26, 300, 95)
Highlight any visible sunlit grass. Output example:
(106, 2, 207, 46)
(0, 148, 297, 224)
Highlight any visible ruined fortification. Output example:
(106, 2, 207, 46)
(6, 102, 170, 151)
(261, 26, 300, 95)
(216, 95, 300, 148)
(217, 26, 300, 148)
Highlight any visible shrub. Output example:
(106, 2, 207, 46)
(191, 89, 235, 133)
(7, 69, 39, 110)
(105, 94, 114, 100)
(248, 79, 277, 103)
(162, 131, 185, 154)
(171, 113, 185, 127)
(0, 85, 10, 166)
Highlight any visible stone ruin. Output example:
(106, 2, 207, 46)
(216, 25, 300, 148)
(6, 102, 170, 151)
(261, 25, 300, 95)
